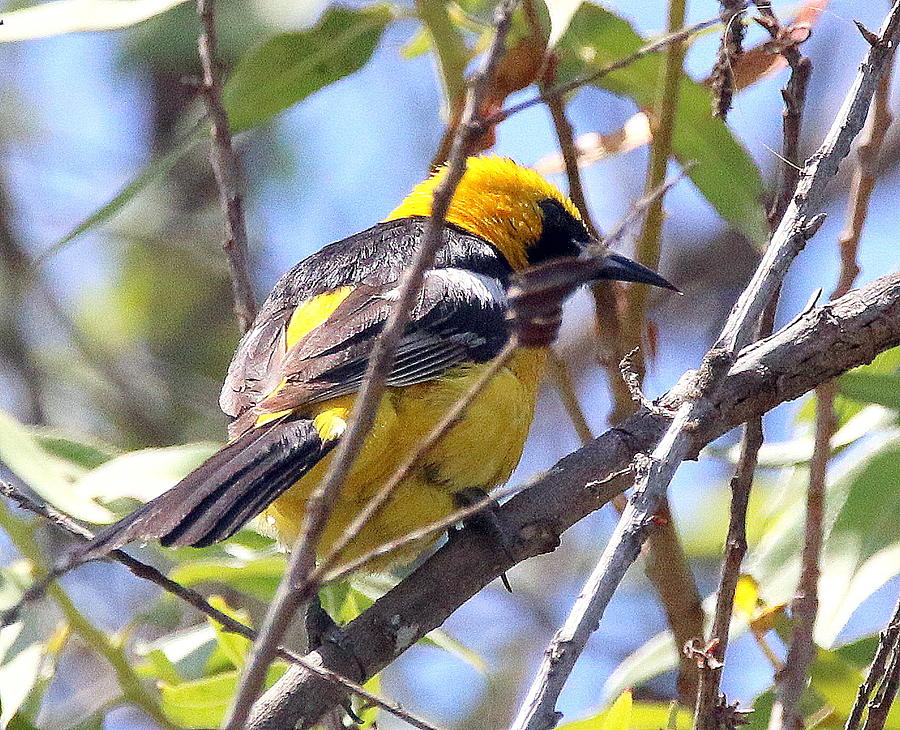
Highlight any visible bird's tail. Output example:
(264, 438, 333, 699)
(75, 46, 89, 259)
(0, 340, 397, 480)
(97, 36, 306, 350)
(73, 418, 335, 565)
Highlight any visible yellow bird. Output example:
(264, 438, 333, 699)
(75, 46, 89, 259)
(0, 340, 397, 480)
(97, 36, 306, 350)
(79, 157, 675, 569)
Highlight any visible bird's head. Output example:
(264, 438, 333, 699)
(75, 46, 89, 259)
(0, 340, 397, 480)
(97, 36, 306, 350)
(386, 156, 676, 291)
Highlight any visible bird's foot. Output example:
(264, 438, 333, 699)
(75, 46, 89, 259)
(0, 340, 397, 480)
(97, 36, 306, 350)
(452, 487, 515, 592)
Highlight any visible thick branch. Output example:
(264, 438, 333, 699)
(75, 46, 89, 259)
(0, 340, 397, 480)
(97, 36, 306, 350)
(247, 272, 900, 728)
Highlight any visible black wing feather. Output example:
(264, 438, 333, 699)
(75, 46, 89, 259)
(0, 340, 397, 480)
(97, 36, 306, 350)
(74, 419, 334, 562)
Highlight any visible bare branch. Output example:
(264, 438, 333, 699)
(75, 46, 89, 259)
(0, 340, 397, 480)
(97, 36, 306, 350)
(226, 3, 524, 727)
(694, 419, 763, 729)
(852, 596, 900, 730)
(239, 272, 900, 728)
(710, 1, 748, 118)
(197, 0, 257, 333)
(510, 5, 900, 725)
(835, 64, 894, 299)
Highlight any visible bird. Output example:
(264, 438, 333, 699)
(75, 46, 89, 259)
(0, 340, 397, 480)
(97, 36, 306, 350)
(75, 156, 677, 572)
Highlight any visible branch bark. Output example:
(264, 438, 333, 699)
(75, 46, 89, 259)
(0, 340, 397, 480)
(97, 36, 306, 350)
(245, 271, 900, 729)
(197, 0, 257, 333)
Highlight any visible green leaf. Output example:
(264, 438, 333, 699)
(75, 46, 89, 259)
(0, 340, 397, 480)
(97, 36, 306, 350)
(223, 5, 393, 132)
(0, 0, 190, 42)
(139, 648, 183, 686)
(0, 409, 113, 523)
(28, 430, 118, 471)
(35, 127, 202, 264)
(554, 3, 767, 244)
(74, 442, 220, 507)
(751, 433, 900, 646)
(169, 555, 286, 601)
(160, 664, 287, 728)
(205, 596, 253, 670)
(839, 371, 900, 411)
(557, 695, 693, 730)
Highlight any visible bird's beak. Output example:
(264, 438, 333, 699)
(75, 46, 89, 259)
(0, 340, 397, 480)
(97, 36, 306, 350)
(594, 252, 681, 293)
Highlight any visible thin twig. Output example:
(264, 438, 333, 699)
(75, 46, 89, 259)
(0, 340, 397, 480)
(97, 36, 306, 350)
(835, 64, 894, 300)
(509, 6, 900, 727)
(227, 4, 522, 728)
(0, 499, 178, 729)
(622, 0, 687, 390)
(847, 596, 900, 730)
(197, 0, 257, 333)
(710, 1, 748, 118)
(769, 382, 835, 730)
(755, 1, 812, 228)
(693, 419, 763, 729)
(322, 480, 527, 586)
(695, 2, 811, 717)
(240, 272, 900, 728)
(0, 482, 444, 730)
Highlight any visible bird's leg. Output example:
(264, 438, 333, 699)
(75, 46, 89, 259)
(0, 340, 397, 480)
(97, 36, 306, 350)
(305, 593, 365, 724)
(452, 487, 514, 592)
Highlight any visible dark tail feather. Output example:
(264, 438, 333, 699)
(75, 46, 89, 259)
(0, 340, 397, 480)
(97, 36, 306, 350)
(73, 418, 335, 564)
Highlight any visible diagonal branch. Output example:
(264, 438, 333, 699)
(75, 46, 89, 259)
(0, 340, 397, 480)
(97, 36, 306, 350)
(510, 5, 900, 727)
(235, 272, 900, 729)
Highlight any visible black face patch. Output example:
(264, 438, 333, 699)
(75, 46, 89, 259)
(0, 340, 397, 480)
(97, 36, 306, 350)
(527, 198, 590, 265)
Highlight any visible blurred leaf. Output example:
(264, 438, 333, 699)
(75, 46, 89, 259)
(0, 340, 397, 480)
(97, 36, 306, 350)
(554, 3, 768, 244)
(206, 596, 252, 670)
(160, 663, 286, 728)
(169, 554, 285, 601)
(751, 433, 900, 646)
(558, 694, 693, 730)
(136, 624, 217, 682)
(734, 574, 760, 619)
(713, 404, 894, 467)
(7, 714, 41, 730)
(75, 442, 220, 506)
(139, 648, 183, 686)
(839, 372, 900, 411)
(0, 641, 43, 729)
(356, 674, 380, 729)
(223, 4, 393, 132)
(0, 409, 113, 523)
(36, 127, 202, 263)
(0, 0, 190, 42)
(28, 430, 118, 471)
(797, 347, 900, 427)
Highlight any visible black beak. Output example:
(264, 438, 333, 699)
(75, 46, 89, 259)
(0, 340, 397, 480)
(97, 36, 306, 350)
(594, 252, 680, 293)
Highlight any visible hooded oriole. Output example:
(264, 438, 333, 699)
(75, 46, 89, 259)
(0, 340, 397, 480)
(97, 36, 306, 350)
(79, 157, 675, 568)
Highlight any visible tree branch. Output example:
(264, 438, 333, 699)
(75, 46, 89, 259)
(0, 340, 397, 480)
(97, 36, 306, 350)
(197, 0, 257, 333)
(239, 271, 900, 729)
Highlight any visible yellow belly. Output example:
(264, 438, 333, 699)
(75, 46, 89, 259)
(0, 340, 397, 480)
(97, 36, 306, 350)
(261, 347, 547, 568)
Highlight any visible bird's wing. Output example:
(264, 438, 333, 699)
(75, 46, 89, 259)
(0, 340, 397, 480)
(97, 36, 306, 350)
(219, 219, 510, 418)
(236, 267, 510, 428)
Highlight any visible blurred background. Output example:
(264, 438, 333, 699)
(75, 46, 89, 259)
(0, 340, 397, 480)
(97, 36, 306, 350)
(0, 0, 898, 728)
